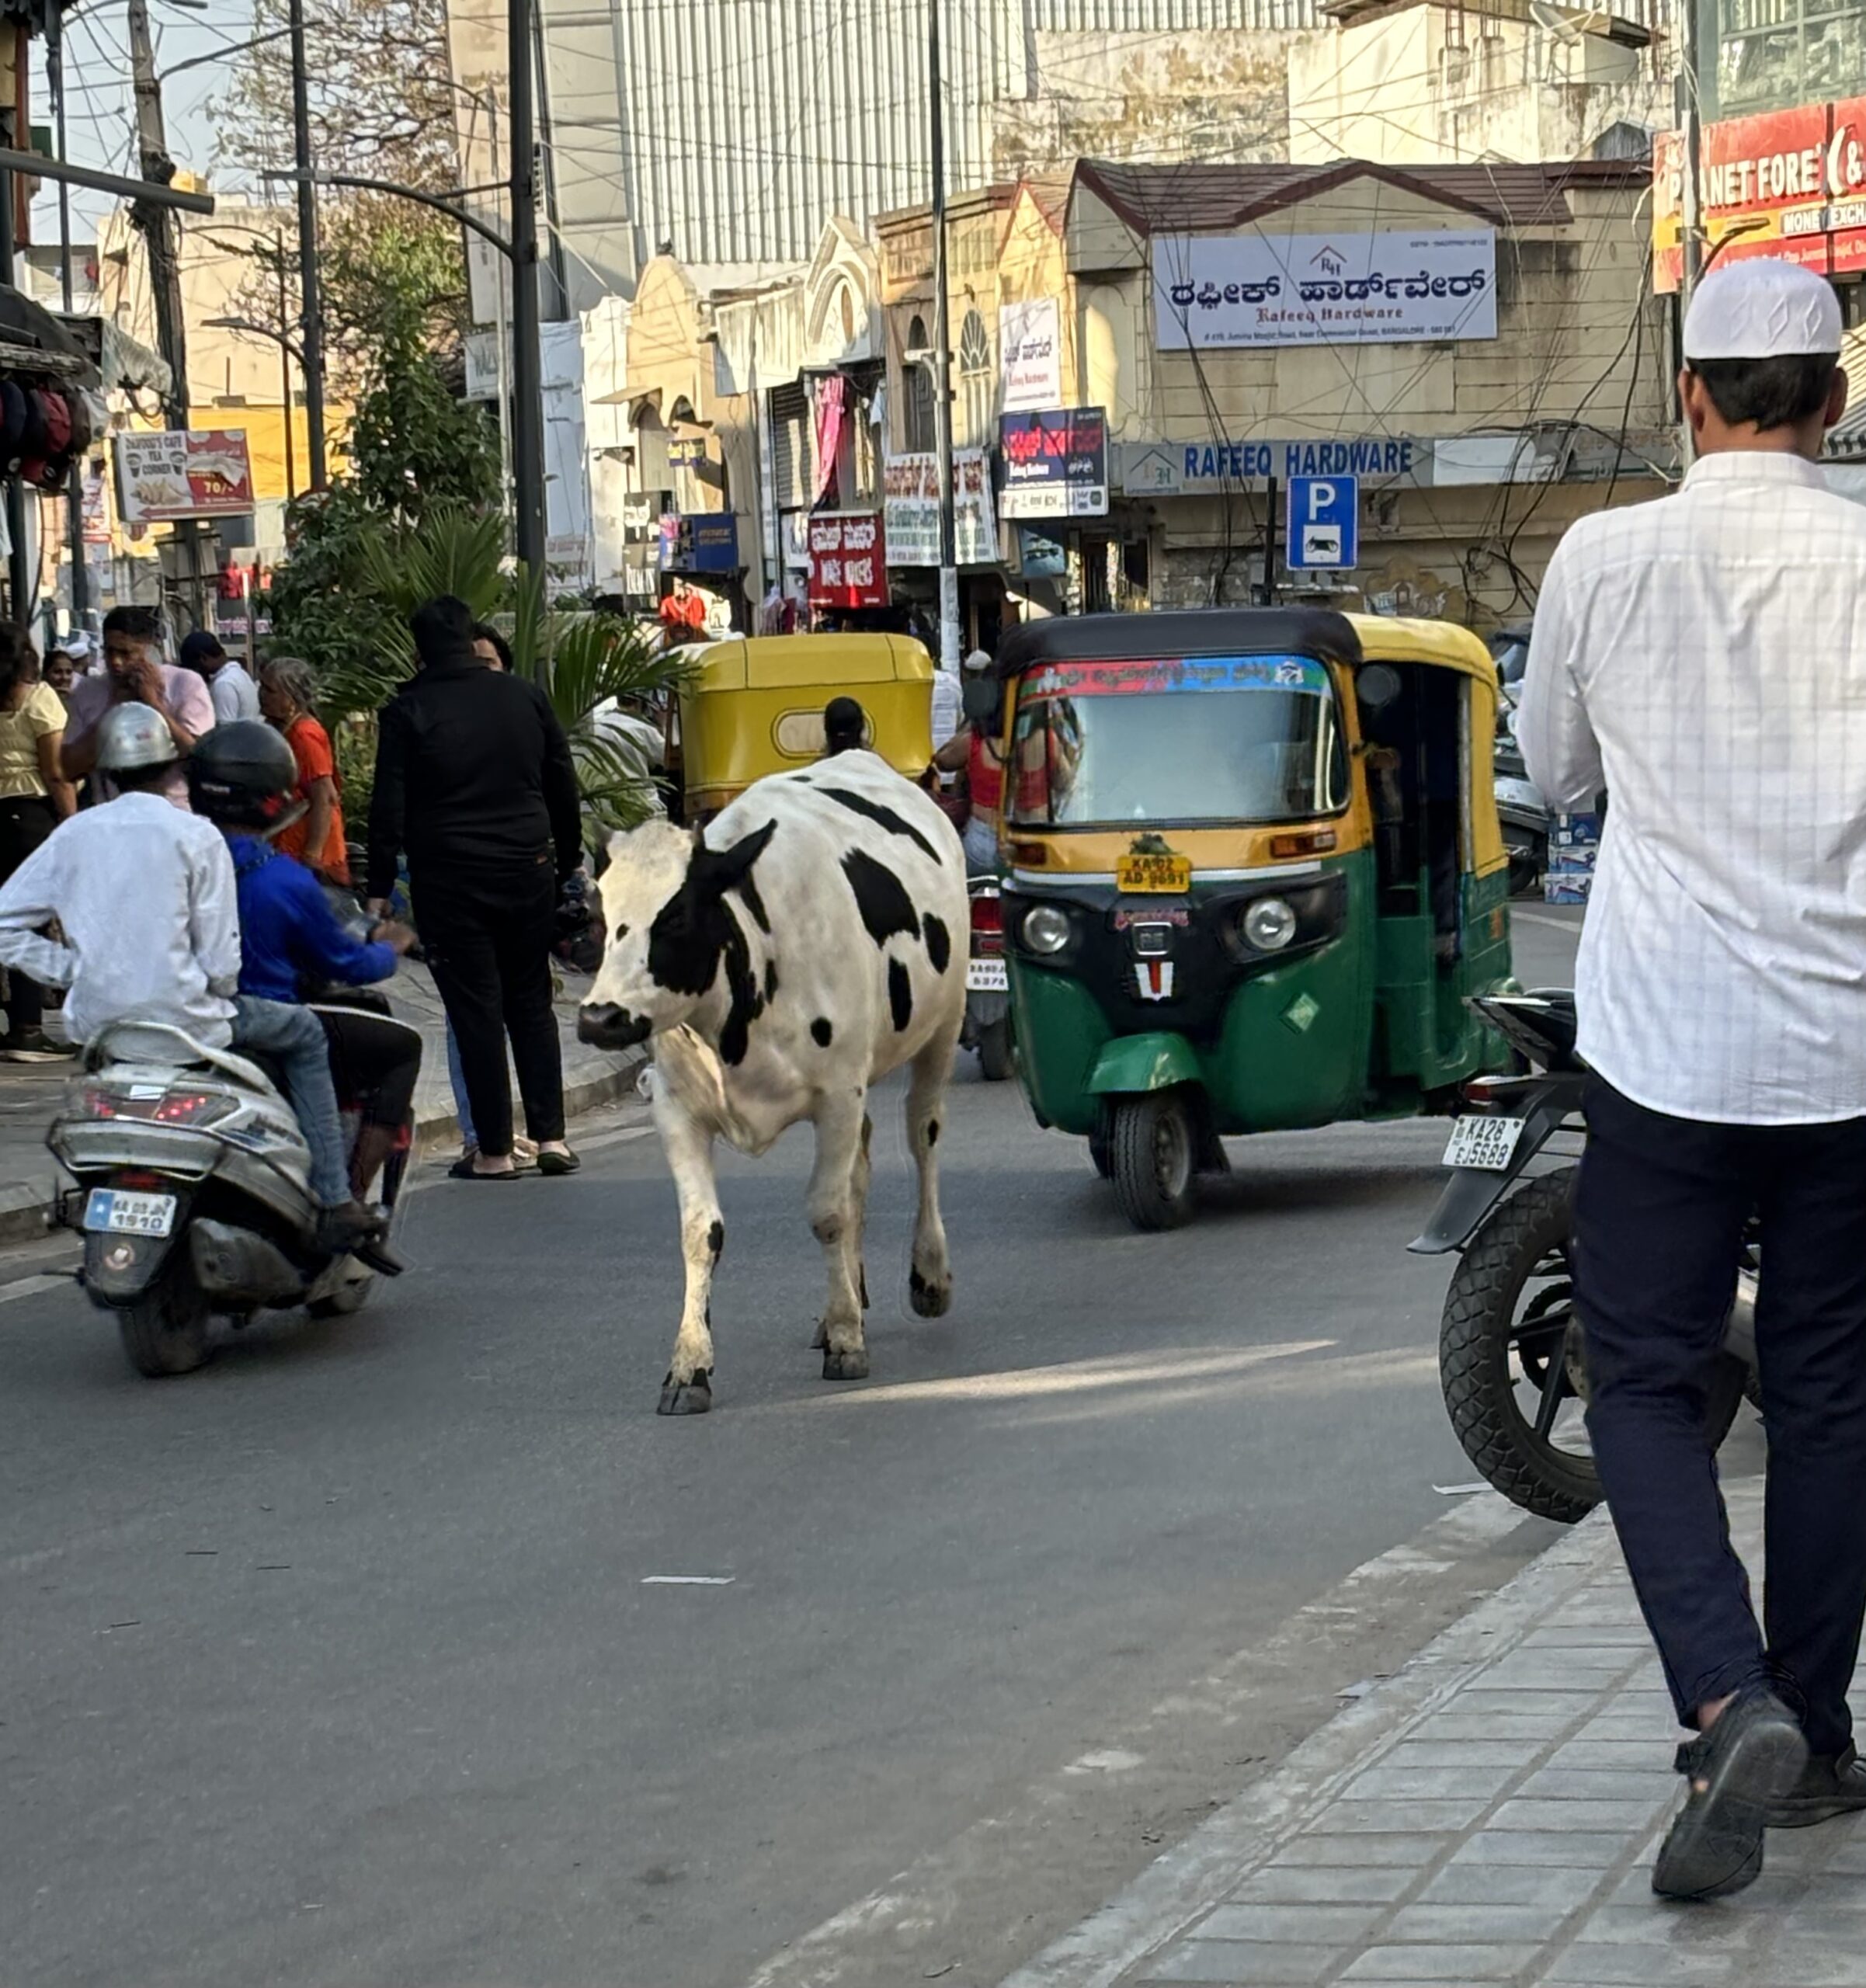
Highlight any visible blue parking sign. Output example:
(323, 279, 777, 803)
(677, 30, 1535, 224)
(1287, 475, 1358, 571)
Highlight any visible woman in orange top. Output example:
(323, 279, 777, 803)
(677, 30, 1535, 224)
(259, 655, 349, 883)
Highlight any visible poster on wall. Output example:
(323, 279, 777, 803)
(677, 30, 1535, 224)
(1152, 231, 1497, 349)
(997, 407, 1108, 519)
(808, 511, 887, 608)
(114, 429, 255, 523)
(881, 449, 997, 565)
(999, 298, 1062, 412)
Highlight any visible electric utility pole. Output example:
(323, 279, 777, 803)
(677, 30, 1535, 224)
(508, 0, 546, 573)
(287, 0, 327, 486)
(47, 4, 88, 627)
(927, 0, 960, 672)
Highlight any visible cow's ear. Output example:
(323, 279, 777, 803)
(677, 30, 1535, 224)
(697, 818, 777, 896)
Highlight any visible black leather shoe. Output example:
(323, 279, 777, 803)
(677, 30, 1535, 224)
(1652, 1684, 1809, 1902)
(1766, 1745, 1866, 1828)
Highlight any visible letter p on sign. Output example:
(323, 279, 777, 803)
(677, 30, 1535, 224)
(1287, 474, 1357, 572)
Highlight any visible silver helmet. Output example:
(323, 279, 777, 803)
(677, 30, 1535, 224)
(96, 701, 178, 773)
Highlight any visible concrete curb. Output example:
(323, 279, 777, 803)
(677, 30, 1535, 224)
(0, 1045, 648, 1249)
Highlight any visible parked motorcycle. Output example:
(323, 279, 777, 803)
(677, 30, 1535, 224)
(961, 874, 1013, 1081)
(49, 996, 415, 1379)
(1411, 990, 1753, 1523)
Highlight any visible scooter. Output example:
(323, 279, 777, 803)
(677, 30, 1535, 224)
(48, 996, 416, 1378)
(961, 874, 1013, 1080)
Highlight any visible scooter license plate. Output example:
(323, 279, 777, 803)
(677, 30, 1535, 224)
(83, 1188, 178, 1238)
(1442, 1115, 1527, 1173)
(966, 958, 1009, 992)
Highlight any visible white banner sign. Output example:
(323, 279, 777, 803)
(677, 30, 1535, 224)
(999, 297, 1062, 412)
(881, 448, 997, 566)
(1153, 231, 1497, 349)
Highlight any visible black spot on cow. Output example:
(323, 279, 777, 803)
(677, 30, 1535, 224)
(764, 958, 779, 1003)
(645, 820, 777, 1065)
(820, 786, 939, 863)
(926, 1117, 940, 1146)
(841, 847, 919, 948)
(707, 1219, 724, 1260)
(922, 912, 951, 974)
(811, 1017, 833, 1047)
(738, 871, 771, 933)
(888, 958, 913, 1031)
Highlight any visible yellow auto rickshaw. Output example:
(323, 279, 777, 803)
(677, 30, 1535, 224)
(672, 633, 935, 820)
(991, 607, 1514, 1229)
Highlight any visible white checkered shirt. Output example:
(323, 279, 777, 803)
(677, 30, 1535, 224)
(1520, 450, 1866, 1125)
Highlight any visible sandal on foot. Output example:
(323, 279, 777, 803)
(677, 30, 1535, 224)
(537, 1148, 580, 1176)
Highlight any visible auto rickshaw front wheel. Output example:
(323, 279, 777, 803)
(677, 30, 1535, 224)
(1108, 1092, 1196, 1232)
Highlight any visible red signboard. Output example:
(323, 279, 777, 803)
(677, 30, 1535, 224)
(1656, 99, 1866, 292)
(807, 511, 887, 609)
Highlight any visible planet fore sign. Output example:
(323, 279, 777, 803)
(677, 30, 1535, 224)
(1655, 98, 1866, 290)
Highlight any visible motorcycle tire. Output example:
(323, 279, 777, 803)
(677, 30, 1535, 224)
(116, 1263, 212, 1378)
(1440, 1168, 1747, 1525)
(977, 1016, 1013, 1083)
(1506, 834, 1546, 900)
(1109, 1092, 1196, 1232)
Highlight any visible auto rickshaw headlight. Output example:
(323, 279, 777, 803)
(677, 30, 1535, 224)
(1243, 897, 1298, 951)
(1023, 904, 1072, 955)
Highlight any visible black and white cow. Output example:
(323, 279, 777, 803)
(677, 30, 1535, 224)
(578, 750, 968, 1414)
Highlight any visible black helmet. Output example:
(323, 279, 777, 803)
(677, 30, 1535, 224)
(188, 720, 299, 828)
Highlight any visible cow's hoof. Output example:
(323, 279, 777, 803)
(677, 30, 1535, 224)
(822, 1347, 870, 1382)
(909, 1267, 952, 1319)
(658, 1369, 713, 1415)
(810, 1319, 827, 1350)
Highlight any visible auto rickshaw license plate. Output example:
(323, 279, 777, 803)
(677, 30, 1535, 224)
(1116, 853, 1192, 894)
(1442, 1115, 1527, 1173)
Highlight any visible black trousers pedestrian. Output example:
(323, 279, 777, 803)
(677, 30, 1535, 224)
(415, 859, 565, 1159)
(0, 795, 57, 1033)
(1576, 1078, 1866, 1757)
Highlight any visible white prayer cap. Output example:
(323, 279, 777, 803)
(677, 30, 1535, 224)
(1684, 257, 1842, 363)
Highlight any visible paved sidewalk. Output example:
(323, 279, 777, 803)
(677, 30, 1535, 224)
(1008, 1482, 1866, 1988)
(0, 959, 642, 1239)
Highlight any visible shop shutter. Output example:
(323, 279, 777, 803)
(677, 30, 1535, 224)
(770, 381, 808, 511)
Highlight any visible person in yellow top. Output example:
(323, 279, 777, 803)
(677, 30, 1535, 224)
(0, 624, 77, 1058)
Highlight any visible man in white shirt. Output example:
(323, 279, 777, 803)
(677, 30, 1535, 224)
(179, 629, 260, 725)
(0, 703, 380, 1251)
(1521, 257, 1866, 1901)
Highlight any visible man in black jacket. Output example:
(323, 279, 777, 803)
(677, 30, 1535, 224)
(367, 596, 582, 1179)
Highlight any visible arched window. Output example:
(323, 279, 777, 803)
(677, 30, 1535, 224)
(902, 312, 934, 453)
(957, 308, 992, 445)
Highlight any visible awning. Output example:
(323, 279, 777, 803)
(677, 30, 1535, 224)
(0, 286, 100, 387)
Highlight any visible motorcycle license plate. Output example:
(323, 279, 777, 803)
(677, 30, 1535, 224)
(1115, 853, 1192, 894)
(83, 1188, 177, 1238)
(966, 958, 1009, 992)
(1442, 1115, 1527, 1173)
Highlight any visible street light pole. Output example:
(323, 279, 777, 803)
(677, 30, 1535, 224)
(926, 0, 960, 673)
(287, 0, 327, 488)
(506, 0, 546, 573)
(47, 2, 89, 627)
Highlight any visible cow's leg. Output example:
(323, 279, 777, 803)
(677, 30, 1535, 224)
(812, 1111, 871, 1350)
(654, 1084, 721, 1416)
(905, 1035, 954, 1319)
(809, 1091, 870, 1381)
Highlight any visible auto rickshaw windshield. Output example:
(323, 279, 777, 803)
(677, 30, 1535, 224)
(1009, 653, 1349, 828)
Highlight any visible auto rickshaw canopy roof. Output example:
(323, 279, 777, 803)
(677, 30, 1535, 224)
(686, 631, 935, 693)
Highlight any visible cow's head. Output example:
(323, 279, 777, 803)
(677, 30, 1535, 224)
(579, 817, 777, 1051)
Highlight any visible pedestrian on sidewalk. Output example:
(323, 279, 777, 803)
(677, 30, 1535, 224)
(61, 606, 214, 807)
(258, 655, 350, 885)
(1521, 256, 1866, 1903)
(178, 629, 260, 725)
(0, 624, 76, 1060)
(365, 595, 582, 1180)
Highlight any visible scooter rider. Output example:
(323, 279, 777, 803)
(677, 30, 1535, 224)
(0, 703, 383, 1253)
(188, 721, 424, 1214)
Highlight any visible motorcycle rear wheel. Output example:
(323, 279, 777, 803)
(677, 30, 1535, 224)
(1440, 1168, 1746, 1524)
(976, 1015, 1013, 1082)
(116, 1264, 212, 1378)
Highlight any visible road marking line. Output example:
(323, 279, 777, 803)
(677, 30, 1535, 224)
(641, 1575, 735, 1587)
(0, 1273, 68, 1305)
(1513, 909, 1584, 931)
(800, 1341, 1336, 1408)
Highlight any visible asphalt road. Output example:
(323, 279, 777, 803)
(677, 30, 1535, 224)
(0, 910, 1631, 1988)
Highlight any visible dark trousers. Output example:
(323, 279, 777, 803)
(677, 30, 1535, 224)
(416, 860, 564, 1158)
(0, 796, 56, 1032)
(1576, 1079, 1866, 1756)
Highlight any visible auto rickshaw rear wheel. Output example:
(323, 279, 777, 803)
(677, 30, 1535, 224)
(1109, 1092, 1196, 1232)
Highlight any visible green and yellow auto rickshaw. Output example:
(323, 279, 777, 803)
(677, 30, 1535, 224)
(993, 608, 1513, 1229)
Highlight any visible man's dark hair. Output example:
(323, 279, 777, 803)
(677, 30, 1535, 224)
(1688, 353, 1840, 431)
(178, 629, 225, 669)
(103, 604, 164, 649)
(471, 620, 516, 673)
(824, 695, 867, 753)
(410, 594, 476, 668)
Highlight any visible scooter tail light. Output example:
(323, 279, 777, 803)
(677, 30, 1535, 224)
(969, 893, 1003, 937)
